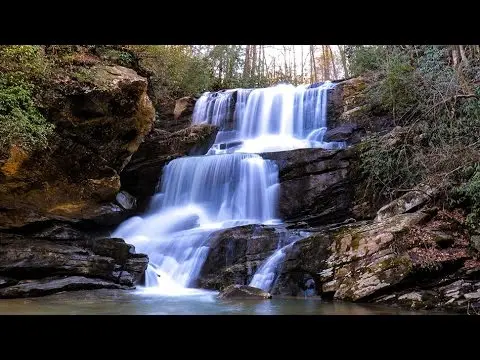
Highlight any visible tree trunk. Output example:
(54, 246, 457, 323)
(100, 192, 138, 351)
(451, 45, 459, 68)
(243, 45, 251, 78)
(293, 45, 297, 85)
(322, 45, 329, 81)
(338, 45, 349, 79)
(459, 45, 469, 65)
(310, 45, 316, 83)
(329, 46, 338, 80)
(301, 45, 304, 84)
(251, 45, 257, 79)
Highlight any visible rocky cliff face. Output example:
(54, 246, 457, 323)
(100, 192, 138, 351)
(0, 64, 155, 230)
(328, 76, 393, 134)
(261, 147, 357, 227)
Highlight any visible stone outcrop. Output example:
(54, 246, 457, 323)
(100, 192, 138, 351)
(261, 147, 357, 226)
(174, 96, 196, 122)
(0, 234, 148, 298)
(0, 276, 128, 299)
(323, 124, 366, 145)
(218, 284, 272, 299)
(121, 124, 218, 202)
(328, 76, 392, 133)
(270, 206, 479, 313)
(0, 65, 155, 230)
(197, 224, 283, 290)
(375, 185, 437, 222)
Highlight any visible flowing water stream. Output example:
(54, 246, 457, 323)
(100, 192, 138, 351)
(112, 81, 343, 298)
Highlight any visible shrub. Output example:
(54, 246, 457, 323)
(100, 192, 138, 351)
(451, 165, 480, 230)
(0, 46, 54, 156)
(128, 45, 213, 97)
(354, 45, 480, 212)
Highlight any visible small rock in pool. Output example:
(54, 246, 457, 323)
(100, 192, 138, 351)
(217, 285, 272, 299)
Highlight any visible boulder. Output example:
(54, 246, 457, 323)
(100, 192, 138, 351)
(115, 191, 137, 210)
(0, 65, 155, 230)
(274, 208, 477, 312)
(197, 224, 282, 290)
(218, 284, 272, 299)
(375, 185, 437, 222)
(323, 124, 366, 144)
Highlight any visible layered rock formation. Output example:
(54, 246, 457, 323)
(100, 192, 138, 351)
(0, 65, 155, 230)
(261, 147, 357, 226)
(0, 234, 148, 298)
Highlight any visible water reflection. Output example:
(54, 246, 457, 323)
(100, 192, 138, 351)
(0, 289, 444, 315)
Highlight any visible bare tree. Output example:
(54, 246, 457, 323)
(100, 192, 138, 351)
(329, 46, 338, 80)
(338, 45, 349, 79)
(243, 45, 251, 78)
(293, 45, 297, 85)
(310, 45, 317, 83)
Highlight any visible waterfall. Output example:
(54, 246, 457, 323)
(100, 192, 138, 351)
(112, 153, 280, 293)
(112, 81, 338, 295)
(192, 81, 343, 154)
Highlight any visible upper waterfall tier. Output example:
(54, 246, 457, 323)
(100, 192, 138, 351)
(191, 82, 343, 153)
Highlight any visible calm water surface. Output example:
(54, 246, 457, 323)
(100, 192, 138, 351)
(0, 288, 445, 315)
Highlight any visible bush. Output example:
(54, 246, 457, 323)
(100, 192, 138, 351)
(355, 45, 480, 211)
(128, 45, 213, 97)
(0, 45, 49, 82)
(451, 165, 480, 230)
(348, 46, 386, 76)
(0, 46, 54, 156)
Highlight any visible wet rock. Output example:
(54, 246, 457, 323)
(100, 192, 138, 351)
(0, 276, 128, 299)
(21, 223, 89, 240)
(0, 276, 18, 288)
(197, 225, 282, 290)
(0, 234, 148, 298)
(261, 148, 355, 226)
(115, 191, 137, 210)
(121, 124, 218, 202)
(273, 231, 333, 296)
(323, 124, 366, 144)
(276, 207, 479, 312)
(0, 65, 155, 229)
(218, 284, 272, 299)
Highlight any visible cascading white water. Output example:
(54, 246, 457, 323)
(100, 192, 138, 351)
(112, 153, 280, 293)
(192, 81, 342, 153)
(248, 230, 308, 293)
(192, 90, 236, 128)
(113, 80, 340, 295)
(248, 244, 291, 292)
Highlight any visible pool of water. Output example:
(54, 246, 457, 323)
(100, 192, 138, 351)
(0, 288, 443, 315)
